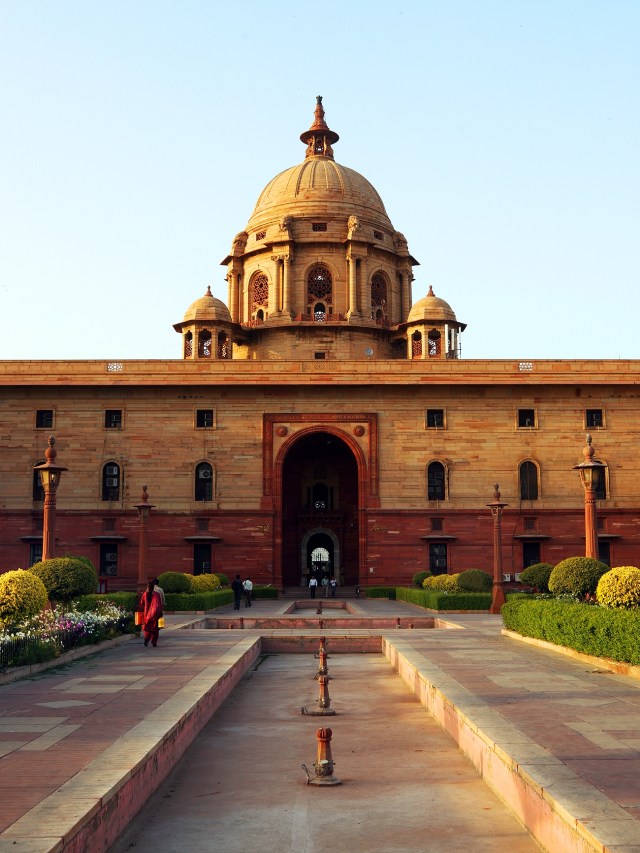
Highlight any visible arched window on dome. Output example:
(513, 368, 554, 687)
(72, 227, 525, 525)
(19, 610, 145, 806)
(217, 332, 230, 360)
(195, 462, 214, 502)
(428, 329, 441, 357)
(427, 461, 447, 501)
(371, 273, 388, 323)
(307, 265, 332, 319)
(198, 330, 212, 358)
(252, 273, 269, 321)
(519, 460, 539, 501)
(411, 331, 422, 359)
(184, 331, 193, 359)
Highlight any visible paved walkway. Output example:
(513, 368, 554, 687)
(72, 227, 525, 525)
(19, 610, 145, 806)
(1, 597, 639, 852)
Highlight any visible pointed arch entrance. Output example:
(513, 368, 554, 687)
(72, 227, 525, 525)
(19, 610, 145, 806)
(302, 528, 340, 585)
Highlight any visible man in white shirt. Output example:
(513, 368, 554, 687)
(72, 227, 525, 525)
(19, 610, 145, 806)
(243, 577, 253, 608)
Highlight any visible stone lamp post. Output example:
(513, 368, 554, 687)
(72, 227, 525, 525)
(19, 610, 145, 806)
(487, 484, 508, 615)
(573, 434, 606, 560)
(134, 486, 155, 593)
(34, 435, 68, 561)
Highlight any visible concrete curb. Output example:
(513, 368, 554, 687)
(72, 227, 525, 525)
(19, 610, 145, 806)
(384, 636, 640, 853)
(0, 637, 261, 853)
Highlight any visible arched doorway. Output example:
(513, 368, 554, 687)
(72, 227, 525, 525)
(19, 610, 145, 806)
(280, 431, 359, 587)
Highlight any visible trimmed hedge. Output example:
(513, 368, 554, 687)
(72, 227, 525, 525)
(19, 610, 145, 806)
(519, 563, 553, 593)
(597, 566, 640, 609)
(502, 597, 640, 665)
(396, 587, 491, 611)
(157, 572, 191, 593)
(165, 590, 233, 610)
(457, 569, 492, 592)
(252, 585, 278, 599)
(365, 586, 396, 598)
(74, 592, 138, 612)
(412, 571, 430, 588)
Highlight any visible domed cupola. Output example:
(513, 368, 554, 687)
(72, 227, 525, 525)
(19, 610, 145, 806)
(173, 286, 235, 360)
(219, 97, 421, 361)
(404, 286, 466, 360)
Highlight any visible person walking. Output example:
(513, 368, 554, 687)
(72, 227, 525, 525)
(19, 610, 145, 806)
(322, 575, 329, 598)
(232, 574, 243, 610)
(309, 575, 318, 599)
(330, 577, 337, 597)
(243, 577, 253, 607)
(141, 580, 163, 647)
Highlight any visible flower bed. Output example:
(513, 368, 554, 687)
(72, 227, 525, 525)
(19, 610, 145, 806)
(0, 602, 132, 668)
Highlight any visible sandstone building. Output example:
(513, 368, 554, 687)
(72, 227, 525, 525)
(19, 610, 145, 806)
(1, 98, 638, 590)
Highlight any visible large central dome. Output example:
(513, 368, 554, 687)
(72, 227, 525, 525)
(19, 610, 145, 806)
(247, 160, 392, 232)
(246, 97, 392, 233)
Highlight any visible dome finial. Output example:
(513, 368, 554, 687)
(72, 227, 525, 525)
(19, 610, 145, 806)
(300, 96, 339, 160)
(427, 285, 435, 297)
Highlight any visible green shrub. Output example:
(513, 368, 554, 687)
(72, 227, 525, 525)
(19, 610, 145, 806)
(397, 587, 491, 611)
(157, 572, 191, 593)
(597, 566, 640, 609)
(502, 597, 640, 664)
(189, 574, 221, 593)
(164, 590, 233, 610)
(519, 563, 553, 592)
(29, 557, 98, 602)
(548, 557, 609, 599)
(412, 571, 430, 588)
(0, 570, 48, 626)
(215, 573, 229, 587)
(457, 569, 492, 592)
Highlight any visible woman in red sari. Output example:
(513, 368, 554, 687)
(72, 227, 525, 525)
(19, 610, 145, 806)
(141, 580, 163, 647)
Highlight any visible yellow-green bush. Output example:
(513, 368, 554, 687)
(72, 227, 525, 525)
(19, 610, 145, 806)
(548, 557, 609, 599)
(597, 566, 640, 609)
(189, 573, 221, 593)
(0, 570, 48, 626)
(423, 573, 459, 591)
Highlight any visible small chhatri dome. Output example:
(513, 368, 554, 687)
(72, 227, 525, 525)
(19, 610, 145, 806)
(408, 285, 458, 323)
(183, 286, 232, 323)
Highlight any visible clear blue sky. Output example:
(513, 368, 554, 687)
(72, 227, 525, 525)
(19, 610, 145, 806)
(1, 1, 638, 360)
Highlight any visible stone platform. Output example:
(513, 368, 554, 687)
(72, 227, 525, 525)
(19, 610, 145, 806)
(1, 597, 639, 852)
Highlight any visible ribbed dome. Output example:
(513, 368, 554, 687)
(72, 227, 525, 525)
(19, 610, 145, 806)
(183, 287, 232, 323)
(246, 159, 392, 231)
(408, 286, 457, 323)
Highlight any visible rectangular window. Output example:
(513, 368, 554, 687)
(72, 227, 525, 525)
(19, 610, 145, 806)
(29, 543, 42, 566)
(430, 517, 443, 531)
(517, 408, 536, 428)
(196, 517, 209, 531)
(522, 541, 541, 568)
(429, 543, 447, 575)
(36, 409, 53, 429)
(314, 352, 326, 360)
(524, 517, 537, 531)
(99, 544, 118, 576)
(196, 409, 214, 428)
(426, 408, 445, 429)
(104, 409, 122, 429)
(585, 408, 604, 429)
(312, 223, 327, 232)
(103, 518, 116, 532)
(598, 540, 610, 566)
(373, 230, 383, 240)
(194, 543, 212, 575)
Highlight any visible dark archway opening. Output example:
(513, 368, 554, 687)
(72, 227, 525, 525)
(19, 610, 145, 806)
(281, 431, 359, 587)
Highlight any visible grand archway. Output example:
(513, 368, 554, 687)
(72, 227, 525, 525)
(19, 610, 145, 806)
(280, 431, 359, 587)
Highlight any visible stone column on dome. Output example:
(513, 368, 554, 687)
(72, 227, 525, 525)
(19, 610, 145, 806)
(283, 254, 293, 317)
(347, 252, 359, 318)
(358, 255, 369, 317)
(227, 272, 237, 324)
(401, 268, 412, 322)
(444, 323, 450, 356)
(271, 256, 282, 314)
